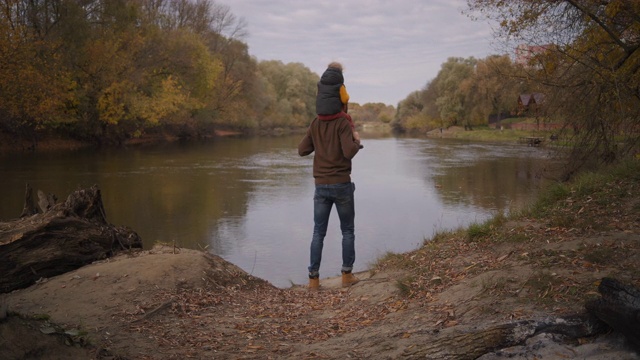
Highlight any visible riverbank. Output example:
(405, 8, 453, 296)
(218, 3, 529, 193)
(427, 125, 556, 143)
(0, 123, 549, 155)
(1, 159, 639, 358)
(0, 129, 246, 155)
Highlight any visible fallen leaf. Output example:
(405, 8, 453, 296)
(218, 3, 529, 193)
(40, 326, 56, 334)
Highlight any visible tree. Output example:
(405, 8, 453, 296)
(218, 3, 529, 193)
(462, 55, 527, 127)
(350, 103, 395, 124)
(255, 60, 318, 129)
(394, 57, 481, 133)
(0, 0, 260, 146)
(467, 0, 640, 176)
(393, 90, 426, 132)
(434, 57, 477, 129)
(0, 0, 76, 145)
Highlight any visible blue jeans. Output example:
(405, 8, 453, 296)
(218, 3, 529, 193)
(308, 182, 356, 277)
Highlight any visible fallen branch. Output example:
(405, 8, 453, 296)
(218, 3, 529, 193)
(401, 314, 606, 359)
(0, 185, 142, 293)
(132, 300, 175, 323)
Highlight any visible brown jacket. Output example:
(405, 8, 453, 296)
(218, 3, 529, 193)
(298, 116, 360, 184)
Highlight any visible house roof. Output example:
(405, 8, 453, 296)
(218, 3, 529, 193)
(518, 93, 545, 106)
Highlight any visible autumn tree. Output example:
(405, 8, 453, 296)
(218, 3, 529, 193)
(461, 55, 528, 127)
(467, 0, 640, 176)
(0, 0, 256, 147)
(393, 90, 429, 132)
(0, 0, 76, 146)
(254, 60, 318, 129)
(394, 56, 500, 133)
(349, 103, 395, 124)
(433, 57, 477, 129)
(197, 3, 258, 128)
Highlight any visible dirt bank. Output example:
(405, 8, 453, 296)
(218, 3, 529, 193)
(0, 130, 246, 155)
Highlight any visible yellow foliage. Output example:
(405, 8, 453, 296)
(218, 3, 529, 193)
(98, 81, 131, 125)
(193, 55, 223, 99)
(130, 75, 188, 125)
(160, 29, 223, 103)
(0, 29, 76, 127)
(405, 114, 430, 131)
(0, 0, 259, 137)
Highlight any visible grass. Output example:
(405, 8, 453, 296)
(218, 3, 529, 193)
(441, 125, 555, 143)
(372, 251, 401, 266)
(395, 276, 415, 297)
(371, 251, 417, 272)
(372, 157, 640, 303)
(524, 158, 640, 227)
(426, 229, 465, 246)
(527, 183, 570, 218)
(31, 313, 51, 321)
(467, 222, 493, 241)
(466, 213, 507, 242)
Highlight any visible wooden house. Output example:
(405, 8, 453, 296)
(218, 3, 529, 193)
(517, 93, 545, 116)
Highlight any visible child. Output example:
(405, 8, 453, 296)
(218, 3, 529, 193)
(315, 62, 356, 131)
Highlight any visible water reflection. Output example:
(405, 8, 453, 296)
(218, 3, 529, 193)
(0, 135, 553, 288)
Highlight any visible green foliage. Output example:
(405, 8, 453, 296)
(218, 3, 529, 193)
(435, 57, 477, 126)
(528, 183, 570, 218)
(393, 90, 426, 131)
(254, 60, 318, 129)
(350, 102, 395, 124)
(394, 55, 527, 133)
(467, 222, 493, 241)
(467, 213, 506, 242)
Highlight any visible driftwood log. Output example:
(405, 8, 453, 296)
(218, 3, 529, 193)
(586, 277, 640, 349)
(401, 314, 606, 359)
(406, 278, 640, 359)
(0, 184, 142, 293)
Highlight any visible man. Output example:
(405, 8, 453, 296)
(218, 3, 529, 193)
(298, 62, 361, 290)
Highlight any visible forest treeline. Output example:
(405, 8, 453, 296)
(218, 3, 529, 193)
(0, 0, 395, 146)
(393, 55, 529, 133)
(395, 1, 640, 175)
(2, 0, 639, 174)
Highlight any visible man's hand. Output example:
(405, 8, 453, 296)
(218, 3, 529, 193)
(353, 131, 363, 149)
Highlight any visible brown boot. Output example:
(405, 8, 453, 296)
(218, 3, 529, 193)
(341, 271, 359, 288)
(309, 277, 320, 291)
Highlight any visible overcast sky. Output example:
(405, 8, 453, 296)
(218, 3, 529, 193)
(227, 0, 502, 106)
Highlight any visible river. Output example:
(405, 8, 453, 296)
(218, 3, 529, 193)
(0, 133, 554, 287)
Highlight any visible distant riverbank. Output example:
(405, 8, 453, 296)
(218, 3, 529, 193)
(0, 123, 553, 155)
(427, 125, 556, 143)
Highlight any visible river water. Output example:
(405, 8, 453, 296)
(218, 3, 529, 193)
(0, 134, 554, 287)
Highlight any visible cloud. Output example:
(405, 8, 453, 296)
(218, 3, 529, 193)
(228, 0, 500, 105)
